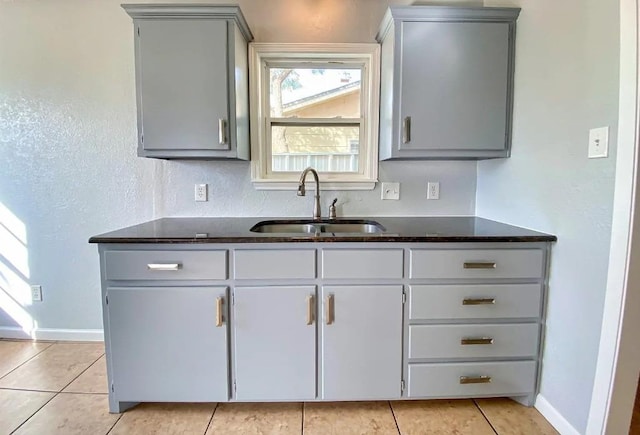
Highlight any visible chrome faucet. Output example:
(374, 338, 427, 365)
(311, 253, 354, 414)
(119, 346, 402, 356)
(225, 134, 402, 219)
(297, 167, 321, 220)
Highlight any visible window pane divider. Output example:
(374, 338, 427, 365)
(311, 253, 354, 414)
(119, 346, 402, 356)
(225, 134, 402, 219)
(270, 117, 362, 126)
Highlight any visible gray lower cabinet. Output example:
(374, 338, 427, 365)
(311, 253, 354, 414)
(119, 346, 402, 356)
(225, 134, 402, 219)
(232, 286, 316, 400)
(97, 242, 549, 412)
(321, 285, 403, 400)
(377, 6, 520, 160)
(122, 5, 253, 159)
(106, 286, 229, 403)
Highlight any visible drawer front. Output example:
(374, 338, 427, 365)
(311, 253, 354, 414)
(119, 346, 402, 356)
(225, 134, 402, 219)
(409, 284, 542, 320)
(408, 323, 539, 360)
(408, 361, 536, 398)
(104, 250, 227, 281)
(409, 249, 543, 279)
(234, 250, 316, 280)
(322, 249, 403, 279)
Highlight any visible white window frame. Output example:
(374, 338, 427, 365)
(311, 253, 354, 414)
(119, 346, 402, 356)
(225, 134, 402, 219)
(249, 43, 380, 190)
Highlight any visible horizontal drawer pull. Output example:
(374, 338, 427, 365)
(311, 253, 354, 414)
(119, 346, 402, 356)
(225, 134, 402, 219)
(460, 337, 494, 345)
(462, 298, 496, 305)
(459, 375, 492, 385)
(146, 263, 181, 271)
(463, 262, 497, 269)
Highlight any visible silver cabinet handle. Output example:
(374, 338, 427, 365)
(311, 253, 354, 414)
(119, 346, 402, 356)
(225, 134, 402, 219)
(216, 297, 223, 327)
(402, 116, 411, 143)
(218, 119, 227, 145)
(461, 337, 494, 345)
(306, 295, 315, 325)
(462, 298, 496, 306)
(460, 375, 492, 385)
(147, 263, 181, 271)
(463, 262, 496, 269)
(325, 294, 334, 325)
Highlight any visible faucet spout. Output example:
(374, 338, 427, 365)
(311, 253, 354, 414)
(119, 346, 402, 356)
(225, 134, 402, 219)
(297, 167, 321, 220)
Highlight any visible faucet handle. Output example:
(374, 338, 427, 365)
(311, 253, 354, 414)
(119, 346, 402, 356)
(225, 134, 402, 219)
(329, 198, 338, 220)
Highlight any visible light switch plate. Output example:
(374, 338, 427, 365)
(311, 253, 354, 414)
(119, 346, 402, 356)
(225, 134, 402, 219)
(588, 126, 609, 159)
(381, 182, 400, 200)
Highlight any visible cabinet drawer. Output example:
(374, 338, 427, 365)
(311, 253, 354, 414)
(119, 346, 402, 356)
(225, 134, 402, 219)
(234, 250, 316, 280)
(409, 284, 542, 320)
(408, 323, 539, 360)
(104, 250, 227, 281)
(408, 361, 536, 398)
(322, 249, 403, 279)
(409, 249, 543, 279)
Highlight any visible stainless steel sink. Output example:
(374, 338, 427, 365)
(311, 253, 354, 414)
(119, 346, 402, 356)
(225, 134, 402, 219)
(250, 220, 386, 235)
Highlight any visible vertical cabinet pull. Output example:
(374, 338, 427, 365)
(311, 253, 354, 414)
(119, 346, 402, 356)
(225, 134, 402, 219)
(402, 116, 411, 143)
(215, 297, 223, 327)
(325, 294, 334, 325)
(218, 119, 227, 145)
(306, 295, 315, 325)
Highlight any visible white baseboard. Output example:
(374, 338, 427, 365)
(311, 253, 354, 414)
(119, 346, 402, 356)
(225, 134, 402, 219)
(535, 394, 581, 435)
(0, 327, 104, 342)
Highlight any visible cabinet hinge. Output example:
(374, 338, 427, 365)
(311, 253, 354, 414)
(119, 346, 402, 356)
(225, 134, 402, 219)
(232, 293, 235, 305)
(141, 134, 144, 144)
(137, 27, 140, 36)
(233, 380, 237, 393)
(402, 291, 406, 304)
(105, 295, 109, 305)
(111, 383, 114, 393)
(401, 380, 405, 392)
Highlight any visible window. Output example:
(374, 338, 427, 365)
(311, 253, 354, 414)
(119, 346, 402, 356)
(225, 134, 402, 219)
(250, 44, 380, 190)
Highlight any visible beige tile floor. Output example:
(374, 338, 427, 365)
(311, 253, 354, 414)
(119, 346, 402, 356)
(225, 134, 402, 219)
(0, 339, 558, 434)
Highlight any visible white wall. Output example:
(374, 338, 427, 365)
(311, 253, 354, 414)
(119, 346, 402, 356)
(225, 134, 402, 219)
(0, 0, 477, 333)
(478, 0, 620, 432)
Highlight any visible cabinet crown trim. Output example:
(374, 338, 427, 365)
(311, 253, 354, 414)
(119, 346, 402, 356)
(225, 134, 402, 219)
(376, 6, 521, 42)
(121, 4, 253, 41)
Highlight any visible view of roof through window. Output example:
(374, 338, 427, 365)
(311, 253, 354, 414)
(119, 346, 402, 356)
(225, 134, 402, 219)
(269, 68, 362, 173)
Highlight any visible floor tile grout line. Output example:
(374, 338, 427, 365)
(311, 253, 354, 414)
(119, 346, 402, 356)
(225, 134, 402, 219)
(8, 389, 59, 434)
(203, 402, 219, 434)
(388, 401, 402, 435)
(473, 399, 499, 435)
(58, 352, 105, 394)
(0, 341, 56, 381)
(105, 411, 124, 435)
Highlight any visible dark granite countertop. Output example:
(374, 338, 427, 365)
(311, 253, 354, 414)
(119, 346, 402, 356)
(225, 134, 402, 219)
(88, 217, 556, 244)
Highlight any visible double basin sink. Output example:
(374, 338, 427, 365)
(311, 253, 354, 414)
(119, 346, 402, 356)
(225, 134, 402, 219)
(250, 219, 385, 236)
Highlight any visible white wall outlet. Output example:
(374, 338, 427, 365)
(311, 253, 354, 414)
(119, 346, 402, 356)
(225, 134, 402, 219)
(195, 184, 208, 202)
(588, 126, 609, 158)
(31, 285, 42, 302)
(427, 182, 440, 200)
(381, 182, 400, 200)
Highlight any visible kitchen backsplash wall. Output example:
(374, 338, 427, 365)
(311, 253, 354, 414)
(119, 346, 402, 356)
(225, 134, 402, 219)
(0, 0, 479, 332)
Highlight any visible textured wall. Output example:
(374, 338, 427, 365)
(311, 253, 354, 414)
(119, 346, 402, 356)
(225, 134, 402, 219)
(478, 0, 619, 432)
(0, 0, 477, 332)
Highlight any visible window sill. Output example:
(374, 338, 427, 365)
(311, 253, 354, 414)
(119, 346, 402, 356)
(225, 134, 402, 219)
(252, 180, 377, 191)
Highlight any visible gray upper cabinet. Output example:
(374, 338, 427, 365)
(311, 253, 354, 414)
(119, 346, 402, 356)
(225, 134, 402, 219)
(122, 5, 253, 159)
(377, 7, 520, 160)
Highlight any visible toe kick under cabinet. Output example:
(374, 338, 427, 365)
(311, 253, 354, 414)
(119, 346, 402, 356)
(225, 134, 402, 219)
(97, 242, 550, 413)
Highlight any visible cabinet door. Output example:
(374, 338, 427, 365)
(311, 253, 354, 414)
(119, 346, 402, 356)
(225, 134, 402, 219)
(136, 19, 229, 152)
(321, 285, 403, 400)
(399, 21, 510, 153)
(107, 286, 229, 402)
(233, 286, 316, 400)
